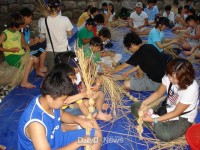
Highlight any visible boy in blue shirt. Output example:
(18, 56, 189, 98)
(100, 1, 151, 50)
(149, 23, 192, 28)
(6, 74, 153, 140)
(18, 70, 102, 149)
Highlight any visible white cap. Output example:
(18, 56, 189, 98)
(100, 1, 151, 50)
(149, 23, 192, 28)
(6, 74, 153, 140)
(135, 2, 143, 8)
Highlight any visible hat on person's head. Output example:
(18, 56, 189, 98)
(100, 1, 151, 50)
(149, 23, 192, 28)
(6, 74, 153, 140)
(85, 18, 96, 26)
(135, 2, 143, 8)
(48, 0, 61, 8)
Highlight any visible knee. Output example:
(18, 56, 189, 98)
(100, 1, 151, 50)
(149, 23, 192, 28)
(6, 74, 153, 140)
(123, 80, 130, 90)
(154, 124, 173, 142)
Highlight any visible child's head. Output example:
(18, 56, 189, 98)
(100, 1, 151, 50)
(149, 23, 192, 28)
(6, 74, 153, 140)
(85, 18, 96, 31)
(84, 5, 93, 14)
(51, 63, 77, 84)
(184, 5, 190, 14)
(40, 70, 74, 108)
(94, 14, 105, 25)
(90, 7, 99, 17)
(165, 5, 172, 14)
(173, 0, 179, 6)
(7, 13, 25, 30)
(90, 36, 103, 52)
(186, 15, 197, 27)
(155, 17, 169, 30)
(188, 8, 196, 16)
(98, 27, 111, 42)
(186, 0, 192, 6)
(147, 0, 154, 9)
(178, 6, 183, 15)
(102, 2, 108, 9)
(123, 32, 142, 52)
(47, 0, 61, 14)
(166, 58, 195, 89)
(135, 2, 143, 14)
(108, 3, 114, 14)
(19, 7, 33, 26)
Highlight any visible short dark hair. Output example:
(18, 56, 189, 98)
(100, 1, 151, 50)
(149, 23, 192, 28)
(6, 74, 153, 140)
(40, 70, 74, 99)
(166, 58, 195, 89)
(165, 5, 171, 11)
(90, 7, 99, 15)
(19, 7, 33, 17)
(173, 0, 179, 6)
(178, 6, 183, 14)
(186, 0, 192, 3)
(184, 5, 190, 10)
(155, 17, 169, 28)
(148, 0, 155, 4)
(99, 27, 111, 39)
(188, 8, 196, 15)
(84, 5, 93, 12)
(186, 15, 197, 22)
(7, 13, 25, 28)
(102, 2, 107, 7)
(123, 32, 142, 49)
(52, 63, 75, 76)
(90, 36, 103, 47)
(94, 14, 105, 24)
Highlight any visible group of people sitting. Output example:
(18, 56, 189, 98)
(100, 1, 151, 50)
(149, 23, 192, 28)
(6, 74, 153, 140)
(0, 0, 199, 149)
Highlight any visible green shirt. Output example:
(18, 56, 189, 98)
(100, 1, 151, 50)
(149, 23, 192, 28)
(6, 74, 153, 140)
(83, 45, 101, 63)
(77, 27, 94, 48)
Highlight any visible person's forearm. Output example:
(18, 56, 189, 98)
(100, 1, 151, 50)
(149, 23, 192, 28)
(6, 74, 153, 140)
(65, 92, 85, 105)
(82, 38, 91, 44)
(61, 111, 81, 124)
(157, 41, 174, 49)
(113, 63, 129, 73)
(126, 66, 138, 75)
(0, 47, 12, 52)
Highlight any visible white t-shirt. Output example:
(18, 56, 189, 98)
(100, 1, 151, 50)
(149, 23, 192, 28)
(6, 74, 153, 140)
(40, 15, 73, 52)
(162, 75, 199, 123)
(108, 12, 115, 22)
(130, 11, 148, 28)
(163, 11, 175, 23)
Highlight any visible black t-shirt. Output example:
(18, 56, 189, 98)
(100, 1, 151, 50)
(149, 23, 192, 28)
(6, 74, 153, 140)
(126, 44, 166, 83)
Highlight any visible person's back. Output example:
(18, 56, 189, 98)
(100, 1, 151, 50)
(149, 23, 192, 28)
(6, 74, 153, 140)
(41, 15, 73, 52)
(127, 44, 166, 83)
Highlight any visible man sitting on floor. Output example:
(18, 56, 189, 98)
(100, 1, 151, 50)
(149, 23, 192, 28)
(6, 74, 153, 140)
(107, 32, 166, 91)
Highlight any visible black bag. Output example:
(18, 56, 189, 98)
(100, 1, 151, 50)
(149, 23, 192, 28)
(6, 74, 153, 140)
(154, 83, 172, 116)
(45, 17, 68, 65)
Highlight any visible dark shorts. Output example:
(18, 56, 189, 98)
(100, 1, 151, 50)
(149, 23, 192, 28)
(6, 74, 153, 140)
(30, 41, 46, 57)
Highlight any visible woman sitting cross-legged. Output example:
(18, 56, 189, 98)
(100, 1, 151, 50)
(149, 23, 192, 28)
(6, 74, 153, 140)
(131, 58, 199, 142)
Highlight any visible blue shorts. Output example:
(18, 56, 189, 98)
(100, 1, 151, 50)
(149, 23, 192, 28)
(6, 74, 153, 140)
(60, 128, 96, 150)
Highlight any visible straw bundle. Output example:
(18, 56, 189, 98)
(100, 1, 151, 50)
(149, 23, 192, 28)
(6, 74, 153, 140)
(10, 50, 30, 87)
(33, 0, 49, 17)
(75, 48, 98, 150)
(108, 26, 127, 42)
(136, 96, 166, 139)
(109, 19, 129, 28)
(100, 74, 138, 116)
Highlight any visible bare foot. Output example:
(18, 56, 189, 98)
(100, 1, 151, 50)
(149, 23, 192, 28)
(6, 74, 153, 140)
(36, 71, 45, 78)
(21, 82, 36, 89)
(0, 145, 6, 150)
(102, 103, 109, 111)
(39, 67, 47, 73)
(96, 111, 112, 121)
